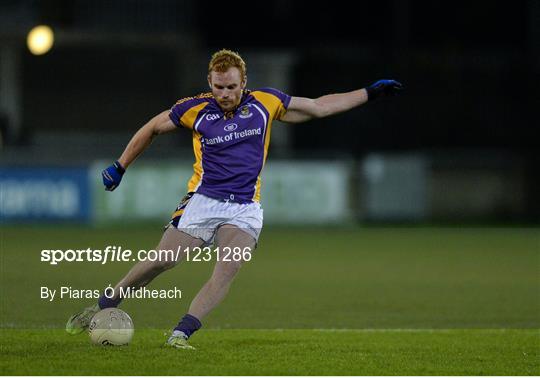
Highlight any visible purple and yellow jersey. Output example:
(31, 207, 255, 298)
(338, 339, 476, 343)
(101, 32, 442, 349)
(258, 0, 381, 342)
(169, 88, 291, 203)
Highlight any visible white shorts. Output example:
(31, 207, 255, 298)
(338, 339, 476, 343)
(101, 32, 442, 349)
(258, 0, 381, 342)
(173, 193, 263, 244)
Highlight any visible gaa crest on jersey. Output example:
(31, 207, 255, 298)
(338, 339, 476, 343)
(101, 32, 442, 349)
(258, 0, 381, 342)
(239, 105, 253, 119)
(206, 113, 220, 121)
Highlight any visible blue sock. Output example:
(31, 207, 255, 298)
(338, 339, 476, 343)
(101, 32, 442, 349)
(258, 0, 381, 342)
(98, 287, 122, 309)
(174, 314, 202, 339)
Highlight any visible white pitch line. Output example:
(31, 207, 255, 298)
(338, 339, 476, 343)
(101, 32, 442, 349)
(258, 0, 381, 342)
(201, 328, 538, 333)
(1, 325, 538, 333)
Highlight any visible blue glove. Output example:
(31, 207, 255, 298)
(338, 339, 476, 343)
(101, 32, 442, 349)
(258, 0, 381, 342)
(366, 80, 404, 101)
(102, 161, 125, 191)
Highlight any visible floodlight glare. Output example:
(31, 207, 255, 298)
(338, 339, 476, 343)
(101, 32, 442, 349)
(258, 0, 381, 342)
(27, 25, 54, 55)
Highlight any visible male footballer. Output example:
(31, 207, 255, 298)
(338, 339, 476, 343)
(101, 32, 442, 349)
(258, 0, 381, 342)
(66, 49, 403, 349)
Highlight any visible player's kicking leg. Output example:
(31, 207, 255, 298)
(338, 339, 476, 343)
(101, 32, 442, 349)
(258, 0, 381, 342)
(66, 227, 204, 334)
(166, 224, 256, 349)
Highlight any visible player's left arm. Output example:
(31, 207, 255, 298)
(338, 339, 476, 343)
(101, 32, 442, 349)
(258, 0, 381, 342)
(280, 79, 403, 124)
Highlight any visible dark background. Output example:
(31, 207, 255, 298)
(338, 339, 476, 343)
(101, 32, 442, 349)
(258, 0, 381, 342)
(2, 0, 536, 152)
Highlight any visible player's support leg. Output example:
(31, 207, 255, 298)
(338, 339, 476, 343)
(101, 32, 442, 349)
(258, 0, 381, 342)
(66, 227, 204, 334)
(187, 225, 255, 319)
(167, 224, 255, 349)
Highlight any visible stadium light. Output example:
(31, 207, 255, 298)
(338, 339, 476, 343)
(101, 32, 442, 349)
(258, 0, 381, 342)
(27, 25, 54, 55)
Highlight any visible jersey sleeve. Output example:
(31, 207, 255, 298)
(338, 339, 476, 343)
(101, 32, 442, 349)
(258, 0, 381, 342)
(251, 88, 292, 120)
(169, 94, 212, 129)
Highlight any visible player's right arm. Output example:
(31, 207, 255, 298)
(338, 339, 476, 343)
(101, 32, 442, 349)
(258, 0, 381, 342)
(117, 111, 176, 169)
(102, 110, 176, 191)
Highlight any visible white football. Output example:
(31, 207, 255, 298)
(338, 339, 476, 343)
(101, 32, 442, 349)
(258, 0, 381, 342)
(88, 308, 134, 346)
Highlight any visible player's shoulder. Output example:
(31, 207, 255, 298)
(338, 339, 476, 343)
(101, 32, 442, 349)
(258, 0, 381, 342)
(173, 92, 214, 109)
(250, 87, 291, 108)
(170, 92, 215, 128)
(251, 87, 287, 98)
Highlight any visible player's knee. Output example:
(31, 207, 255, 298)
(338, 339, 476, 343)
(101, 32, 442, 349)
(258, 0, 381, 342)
(148, 256, 176, 273)
(225, 259, 243, 273)
(213, 260, 242, 284)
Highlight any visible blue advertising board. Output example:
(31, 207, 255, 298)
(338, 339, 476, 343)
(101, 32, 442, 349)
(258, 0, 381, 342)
(0, 167, 91, 222)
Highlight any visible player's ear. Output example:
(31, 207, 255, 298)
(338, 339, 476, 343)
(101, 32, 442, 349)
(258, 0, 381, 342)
(242, 76, 247, 89)
(207, 75, 212, 89)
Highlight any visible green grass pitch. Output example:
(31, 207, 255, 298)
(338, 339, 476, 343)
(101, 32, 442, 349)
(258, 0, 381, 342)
(1, 225, 539, 375)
